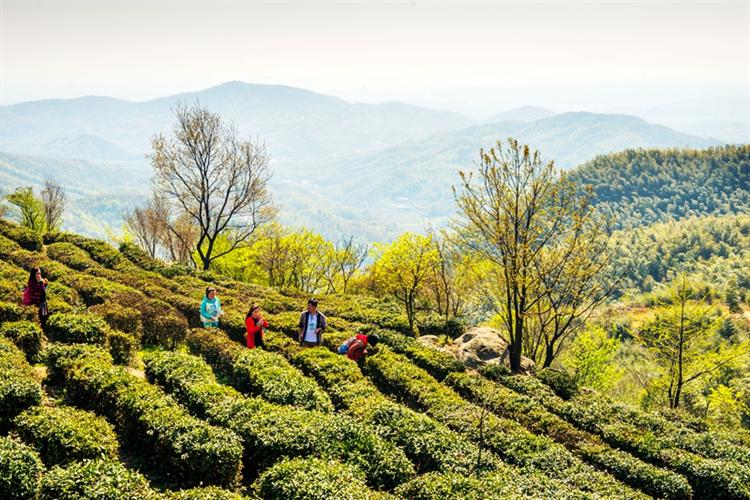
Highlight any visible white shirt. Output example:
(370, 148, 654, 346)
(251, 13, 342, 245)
(304, 313, 318, 342)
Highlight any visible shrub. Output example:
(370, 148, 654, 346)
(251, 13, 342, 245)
(107, 330, 139, 365)
(143, 349, 415, 490)
(89, 302, 143, 338)
(537, 367, 579, 400)
(46, 312, 109, 345)
(39, 458, 159, 499)
(164, 486, 245, 499)
(493, 374, 750, 498)
(231, 349, 333, 412)
(363, 346, 641, 498)
(45, 242, 99, 271)
(46, 344, 244, 488)
(254, 457, 388, 500)
(0, 337, 42, 429)
(13, 405, 119, 466)
(288, 344, 502, 476)
(0, 320, 43, 362)
(375, 328, 464, 381)
(0, 435, 44, 500)
(0, 220, 43, 252)
(416, 315, 465, 339)
(445, 372, 692, 499)
(0, 301, 36, 324)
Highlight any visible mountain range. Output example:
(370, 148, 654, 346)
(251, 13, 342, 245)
(0, 81, 731, 240)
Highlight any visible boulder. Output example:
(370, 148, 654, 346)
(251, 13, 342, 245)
(449, 326, 535, 374)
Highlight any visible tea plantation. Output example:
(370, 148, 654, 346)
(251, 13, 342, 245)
(0, 219, 748, 499)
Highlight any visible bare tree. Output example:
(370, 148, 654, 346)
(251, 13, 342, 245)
(40, 179, 66, 231)
(124, 195, 166, 258)
(151, 102, 276, 270)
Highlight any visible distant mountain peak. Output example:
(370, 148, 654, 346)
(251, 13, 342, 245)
(485, 105, 556, 124)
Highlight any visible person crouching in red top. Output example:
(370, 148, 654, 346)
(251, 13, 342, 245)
(346, 333, 380, 363)
(245, 304, 269, 349)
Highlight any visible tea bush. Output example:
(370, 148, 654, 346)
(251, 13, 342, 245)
(46, 344, 244, 488)
(254, 457, 389, 500)
(0, 320, 43, 362)
(39, 458, 159, 499)
(0, 336, 42, 428)
(0, 435, 44, 500)
(13, 405, 119, 466)
(46, 312, 109, 345)
(143, 349, 415, 490)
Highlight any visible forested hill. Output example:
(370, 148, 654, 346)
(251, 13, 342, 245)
(569, 145, 750, 230)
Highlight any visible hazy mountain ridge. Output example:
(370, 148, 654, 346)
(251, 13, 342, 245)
(0, 82, 729, 241)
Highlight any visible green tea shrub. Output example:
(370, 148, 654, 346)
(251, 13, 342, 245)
(14, 405, 119, 466)
(0, 435, 44, 500)
(0, 320, 43, 362)
(0, 337, 41, 428)
(46, 312, 109, 345)
(39, 458, 158, 499)
(46, 344, 244, 488)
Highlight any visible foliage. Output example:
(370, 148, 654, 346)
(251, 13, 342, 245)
(0, 336, 42, 429)
(570, 145, 750, 230)
(13, 405, 119, 466)
(39, 458, 159, 499)
(5, 187, 46, 232)
(0, 320, 44, 363)
(254, 457, 387, 500)
(559, 325, 622, 392)
(46, 343, 244, 488)
(0, 435, 44, 500)
(0, 219, 43, 252)
(89, 302, 143, 338)
(369, 232, 440, 334)
(634, 276, 750, 409)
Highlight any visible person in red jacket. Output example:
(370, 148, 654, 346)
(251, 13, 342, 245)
(345, 333, 380, 363)
(25, 267, 49, 331)
(245, 304, 269, 349)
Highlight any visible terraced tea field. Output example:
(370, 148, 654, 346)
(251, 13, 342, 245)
(1, 219, 748, 499)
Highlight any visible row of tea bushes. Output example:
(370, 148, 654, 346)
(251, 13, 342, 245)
(45, 343, 244, 488)
(0, 220, 42, 252)
(492, 371, 750, 471)
(0, 336, 41, 429)
(369, 327, 464, 381)
(13, 405, 119, 467)
(0, 450, 245, 500)
(186, 328, 333, 412)
(264, 332, 503, 476)
(444, 372, 692, 499)
(0, 320, 43, 362)
(46, 312, 139, 365)
(362, 346, 645, 499)
(142, 348, 415, 490)
(254, 457, 392, 500)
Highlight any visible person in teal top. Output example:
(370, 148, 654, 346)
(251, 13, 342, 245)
(200, 286, 223, 328)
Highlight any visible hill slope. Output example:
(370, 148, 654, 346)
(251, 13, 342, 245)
(0, 220, 749, 498)
(569, 145, 750, 230)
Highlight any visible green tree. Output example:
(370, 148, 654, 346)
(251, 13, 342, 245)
(6, 187, 46, 231)
(454, 138, 615, 372)
(560, 325, 622, 391)
(636, 276, 750, 409)
(370, 232, 439, 334)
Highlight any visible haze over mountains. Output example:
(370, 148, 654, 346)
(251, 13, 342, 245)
(0, 81, 736, 241)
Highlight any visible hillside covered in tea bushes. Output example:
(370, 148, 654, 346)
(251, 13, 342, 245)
(1, 219, 749, 499)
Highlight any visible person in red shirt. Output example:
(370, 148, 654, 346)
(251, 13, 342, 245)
(245, 304, 269, 349)
(345, 333, 380, 363)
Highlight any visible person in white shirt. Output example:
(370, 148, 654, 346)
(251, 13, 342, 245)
(298, 298, 327, 347)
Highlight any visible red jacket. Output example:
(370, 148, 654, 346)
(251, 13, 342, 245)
(346, 334, 369, 361)
(245, 317, 269, 349)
